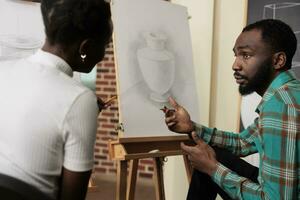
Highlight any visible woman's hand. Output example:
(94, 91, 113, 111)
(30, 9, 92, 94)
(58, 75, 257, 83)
(97, 96, 117, 113)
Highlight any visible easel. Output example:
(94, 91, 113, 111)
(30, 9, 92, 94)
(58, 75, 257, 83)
(109, 135, 194, 200)
(108, 1, 197, 199)
(87, 173, 99, 192)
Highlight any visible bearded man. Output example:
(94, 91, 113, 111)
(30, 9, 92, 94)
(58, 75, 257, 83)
(164, 19, 299, 200)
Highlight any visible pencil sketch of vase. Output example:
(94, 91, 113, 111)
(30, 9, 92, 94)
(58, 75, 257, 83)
(137, 32, 175, 102)
(0, 34, 42, 60)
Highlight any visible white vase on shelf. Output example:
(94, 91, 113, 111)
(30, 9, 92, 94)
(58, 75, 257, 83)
(137, 32, 175, 102)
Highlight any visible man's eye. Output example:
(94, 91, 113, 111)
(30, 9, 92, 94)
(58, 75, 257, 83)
(243, 54, 251, 59)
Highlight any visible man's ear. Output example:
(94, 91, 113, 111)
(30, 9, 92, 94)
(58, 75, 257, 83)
(272, 52, 286, 70)
(79, 39, 91, 56)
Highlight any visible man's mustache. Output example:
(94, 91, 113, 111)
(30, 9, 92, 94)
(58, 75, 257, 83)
(233, 72, 247, 79)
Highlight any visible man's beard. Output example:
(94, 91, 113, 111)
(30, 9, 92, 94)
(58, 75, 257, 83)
(239, 58, 273, 96)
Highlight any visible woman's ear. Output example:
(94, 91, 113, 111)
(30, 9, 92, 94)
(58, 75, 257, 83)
(272, 52, 286, 70)
(79, 39, 91, 56)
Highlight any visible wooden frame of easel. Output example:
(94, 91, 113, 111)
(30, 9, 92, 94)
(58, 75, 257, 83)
(108, 135, 194, 200)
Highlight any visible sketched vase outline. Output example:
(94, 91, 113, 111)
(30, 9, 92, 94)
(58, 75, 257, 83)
(137, 32, 175, 102)
(263, 2, 300, 67)
(0, 34, 42, 60)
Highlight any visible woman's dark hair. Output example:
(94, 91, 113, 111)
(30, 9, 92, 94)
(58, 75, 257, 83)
(41, 0, 112, 48)
(243, 19, 297, 69)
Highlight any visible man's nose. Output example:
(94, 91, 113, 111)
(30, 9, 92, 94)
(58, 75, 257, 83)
(232, 58, 242, 71)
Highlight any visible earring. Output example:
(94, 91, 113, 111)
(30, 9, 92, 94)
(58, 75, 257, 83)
(81, 54, 87, 63)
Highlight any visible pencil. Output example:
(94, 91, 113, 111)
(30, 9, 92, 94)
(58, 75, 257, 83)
(104, 95, 117, 105)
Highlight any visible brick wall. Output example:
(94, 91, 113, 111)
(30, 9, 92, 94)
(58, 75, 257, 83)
(94, 41, 154, 179)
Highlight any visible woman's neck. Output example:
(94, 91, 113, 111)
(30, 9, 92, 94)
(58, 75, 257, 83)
(41, 39, 77, 70)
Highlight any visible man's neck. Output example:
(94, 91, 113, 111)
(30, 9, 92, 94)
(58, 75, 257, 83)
(256, 87, 268, 97)
(256, 70, 284, 96)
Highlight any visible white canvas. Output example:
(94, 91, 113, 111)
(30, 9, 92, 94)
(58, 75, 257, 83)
(0, 0, 44, 39)
(0, 0, 44, 60)
(0, 0, 97, 89)
(112, 0, 200, 137)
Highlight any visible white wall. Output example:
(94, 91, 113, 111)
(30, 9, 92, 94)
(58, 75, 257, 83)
(210, 0, 248, 130)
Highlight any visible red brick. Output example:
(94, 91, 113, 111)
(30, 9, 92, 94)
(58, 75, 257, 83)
(104, 63, 115, 67)
(101, 112, 115, 117)
(95, 167, 107, 173)
(102, 149, 109, 154)
(97, 63, 103, 68)
(95, 143, 108, 148)
(109, 169, 117, 174)
(139, 172, 153, 179)
(98, 118, 108, 122)
(102, 162, 114, 167)
(96, 80, 109, 85)
(97, 130, 108, 135)
(103, 87, 116, 92)
(109, 106, 118, 111)
(148, 167, 154, 171)
(95, 155, 107, 160)
(103, 75, 116, 79)
(110, 119, 118, 123)
(140, 159, 154, 165)
(109, 131, 118, 135)
(96, 74, 102, 79)
(96, 94, 108, 99)
(101, 124, 115, 129)
(98, 68, 109, 73)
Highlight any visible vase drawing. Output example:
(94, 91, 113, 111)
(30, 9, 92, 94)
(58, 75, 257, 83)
(137, 32, 175, 102)
(263, 3, 300, 67)
(0, 34, 42, 60)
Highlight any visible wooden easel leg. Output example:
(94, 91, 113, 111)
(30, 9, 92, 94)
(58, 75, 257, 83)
(87, 173, 99, 192)
(117, 160, 128, 200)
(126, 159, 139, 200)
(183, 154, 193, 183)
(153, 157, 165, 200)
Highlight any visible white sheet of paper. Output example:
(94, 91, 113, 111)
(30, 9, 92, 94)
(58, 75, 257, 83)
(112, 0, 200, 137)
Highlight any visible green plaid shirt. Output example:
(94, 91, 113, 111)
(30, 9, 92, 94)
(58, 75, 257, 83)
(195, 70, 300, 199)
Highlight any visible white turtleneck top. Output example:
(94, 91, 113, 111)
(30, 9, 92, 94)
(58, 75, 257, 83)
(0, 50, 98, 198)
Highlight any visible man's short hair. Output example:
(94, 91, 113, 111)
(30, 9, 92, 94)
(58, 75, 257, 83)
(41, 0, 112, 48)
(243, 19, 297, 69)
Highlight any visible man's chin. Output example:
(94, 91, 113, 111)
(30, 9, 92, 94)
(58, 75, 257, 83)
(239, 86, 254, 96)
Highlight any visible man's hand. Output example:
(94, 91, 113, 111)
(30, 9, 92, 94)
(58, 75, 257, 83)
(163, 97, 194, 133)
(181, 132, 218, 176)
